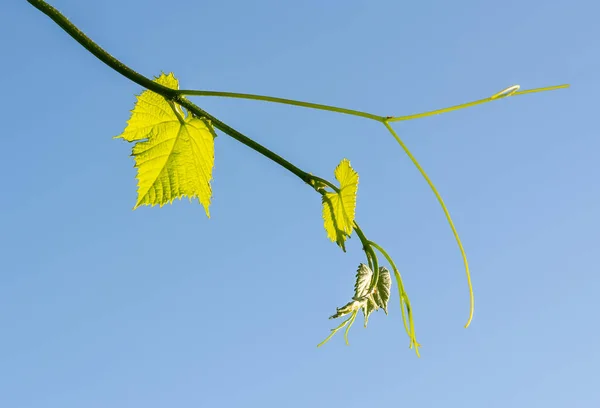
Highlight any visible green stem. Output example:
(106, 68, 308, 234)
(366, 248, 375, 273)
(311, 175, 339, 193)
(369, 240, 420, 356)
(26, 0, 178, 98)
(383, 121, 474, 328)
(178, 90, 386, 122)
(26, 0, 320, 189)
(168, 101, 185, 125)
(352, 223, 379, 291)
(317, 314, 354, 348)
(343, 311, 358, 346)
(387, 84, 569, 122)
(179, 85, 569, 125)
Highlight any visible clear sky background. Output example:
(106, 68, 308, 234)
(1, 0, 598, 407)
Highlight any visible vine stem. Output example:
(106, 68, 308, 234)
(387, 84, 570, 122)
(178, 90, 386, 122)
(25, 1, 177, 98)
(27, 0, 569, 336)
(26, 0, 319, 188)
(177, 85, 569, 123)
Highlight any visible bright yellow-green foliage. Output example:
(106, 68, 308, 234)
(322, 159, 359, 251)
(115, 73, 215, 215)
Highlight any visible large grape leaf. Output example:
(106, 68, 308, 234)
(115, 72, 215, 215)
(322, 159, 359, 251)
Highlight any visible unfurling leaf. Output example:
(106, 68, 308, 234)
(115, 72, 216, 215)
(321, 263, 393, 345)
(363, 266, 391, 326)
(322, 159, 358, 251)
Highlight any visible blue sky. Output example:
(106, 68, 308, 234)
(1, 0, 598, 406)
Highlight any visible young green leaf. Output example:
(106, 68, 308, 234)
(373, 267, 391, 314)
(360, 266, 391, 327)
(322, 159, 358, 251)
(115, 72, 216, 215)
(330, 263, 374, 320)
(322, 263, 392, 344)
(354, 262, 372, 298)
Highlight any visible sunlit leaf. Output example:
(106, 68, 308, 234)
(322, 159, 358, 251)
(115, 72, 215, 215)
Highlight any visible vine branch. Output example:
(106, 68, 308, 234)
(26, 0, 569, 349)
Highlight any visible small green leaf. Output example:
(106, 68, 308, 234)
(322, 159, 359, 251)
(115, 72, 216, 215)
(322, 262, 391, 341)
(373, 267, 392, 314)
(354, 263, 372, 299)
(361, 266, 392, 327)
